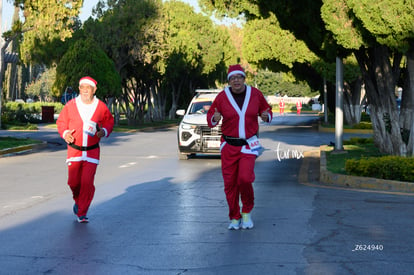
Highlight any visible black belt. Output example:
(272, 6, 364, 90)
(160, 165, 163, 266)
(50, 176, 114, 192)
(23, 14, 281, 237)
(69, 143, 100, 151)
(222, 135, 248, 146)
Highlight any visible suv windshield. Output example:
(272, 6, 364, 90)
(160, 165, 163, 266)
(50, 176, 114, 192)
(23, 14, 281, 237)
(189, 101, 212, 114)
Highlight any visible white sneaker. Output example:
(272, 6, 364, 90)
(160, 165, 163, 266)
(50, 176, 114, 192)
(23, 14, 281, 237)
(241, 213, 254, 229)
(228, 219, 241, 230)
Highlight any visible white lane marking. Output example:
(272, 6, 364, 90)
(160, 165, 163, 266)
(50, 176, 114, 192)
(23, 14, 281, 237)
(119, 156, 159, 168)
(119, 162, 137, 168)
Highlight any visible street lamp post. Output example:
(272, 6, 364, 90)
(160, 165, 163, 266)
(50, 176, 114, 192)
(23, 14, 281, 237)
(335, 57, 344, 151)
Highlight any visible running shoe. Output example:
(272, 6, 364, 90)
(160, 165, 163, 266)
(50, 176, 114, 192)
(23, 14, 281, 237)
(228, 219, 241, 230)
(241, 212, 254, 229)
(77, 216, 89, 223)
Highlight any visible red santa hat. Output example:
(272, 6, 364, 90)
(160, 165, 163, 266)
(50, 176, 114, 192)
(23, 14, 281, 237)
(79, 76, 97, 87)
(227, 64, 246, 80)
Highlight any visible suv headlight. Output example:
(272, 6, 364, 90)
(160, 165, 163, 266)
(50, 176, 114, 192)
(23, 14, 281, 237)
(181, 122, 196, 130)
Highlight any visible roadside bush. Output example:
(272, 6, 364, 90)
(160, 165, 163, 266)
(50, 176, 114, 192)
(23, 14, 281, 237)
(6, 102, 63, 113)
(1, 102, 63, 128)
(2, 102, 41, 124)
(345, 156, 414, 182)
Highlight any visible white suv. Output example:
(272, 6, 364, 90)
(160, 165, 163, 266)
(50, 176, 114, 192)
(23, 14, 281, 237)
(176, 89, 222, 159)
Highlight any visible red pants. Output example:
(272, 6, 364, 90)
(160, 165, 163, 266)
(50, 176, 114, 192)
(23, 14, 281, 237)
(67, 161, 97, 217)
(221, 144, 256, 220)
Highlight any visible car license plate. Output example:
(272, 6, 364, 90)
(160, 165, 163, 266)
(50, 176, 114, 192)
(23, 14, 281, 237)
(207, 140, 220, 148)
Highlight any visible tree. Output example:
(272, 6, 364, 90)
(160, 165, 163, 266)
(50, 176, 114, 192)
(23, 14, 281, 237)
(85, 0, 237, 125)
(0, 0, 84, 129)
(321, 0, 414, 155)
(84, 0, 163, 125)
(201, 0, 414, 156)
(25, 66, 56, 102)
(17, 0, 83, 65)
(153, 0, 237, 118)
(54, 39, 121, 101)
(313, 56, 365, 125)
(253, 70, 317, 97)
(4, 4, 21, 101)
(0, 23, 22, 129)
(243, 13, 318, 69)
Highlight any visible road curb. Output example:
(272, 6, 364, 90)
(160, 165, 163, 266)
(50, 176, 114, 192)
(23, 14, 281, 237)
(318, 147, 414, 193)
(0, 141, 48, 157)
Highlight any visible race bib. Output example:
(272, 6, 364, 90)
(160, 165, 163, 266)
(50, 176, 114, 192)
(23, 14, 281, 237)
(83, 120, 97, 137)
(246, 135, 262, 151)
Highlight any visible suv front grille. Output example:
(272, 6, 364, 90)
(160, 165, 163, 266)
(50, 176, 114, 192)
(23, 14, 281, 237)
(200, 125, 222, 136)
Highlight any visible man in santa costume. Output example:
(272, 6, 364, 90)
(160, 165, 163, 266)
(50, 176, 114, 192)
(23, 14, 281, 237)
(296, 100, 302, 115)
(279, 98, 285, 115)
(57, 76, 114, 223)
(207, 64, 273, 230)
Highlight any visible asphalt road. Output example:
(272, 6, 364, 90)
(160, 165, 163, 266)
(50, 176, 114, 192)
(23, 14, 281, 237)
(0, 114, 413, 275)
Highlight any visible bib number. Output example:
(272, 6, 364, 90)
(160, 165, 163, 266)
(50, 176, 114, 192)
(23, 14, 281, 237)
(84, 120, 97, 136)
(246, 135, 262, 151)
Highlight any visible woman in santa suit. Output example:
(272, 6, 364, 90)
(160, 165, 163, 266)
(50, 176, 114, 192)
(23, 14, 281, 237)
(57, 76, 114, 223)
(207, 64, 273, 230)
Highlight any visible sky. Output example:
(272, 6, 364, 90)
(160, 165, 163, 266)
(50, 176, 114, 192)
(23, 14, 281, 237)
(1, 0, 202, 32)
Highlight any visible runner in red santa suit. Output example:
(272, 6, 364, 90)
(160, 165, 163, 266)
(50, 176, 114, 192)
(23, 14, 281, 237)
(57, 76, 114, 223)
(207, 64, 273, 230)
(296, 100, 302, 115)
(279, 98, 285, 115)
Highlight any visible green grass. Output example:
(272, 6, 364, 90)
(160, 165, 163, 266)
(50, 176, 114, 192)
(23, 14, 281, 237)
(0, 137, 43, 150)
(324, 143, 384, 174)
(2, 123, 38, 130)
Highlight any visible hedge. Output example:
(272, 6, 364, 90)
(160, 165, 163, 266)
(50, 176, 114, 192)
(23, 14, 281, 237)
(345, 156, 414, 182)
(1, 102, 64, 126)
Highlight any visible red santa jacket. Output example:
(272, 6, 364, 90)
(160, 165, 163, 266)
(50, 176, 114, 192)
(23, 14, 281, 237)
(57, 96, 114, 164)
(207, 85, 272, 154)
